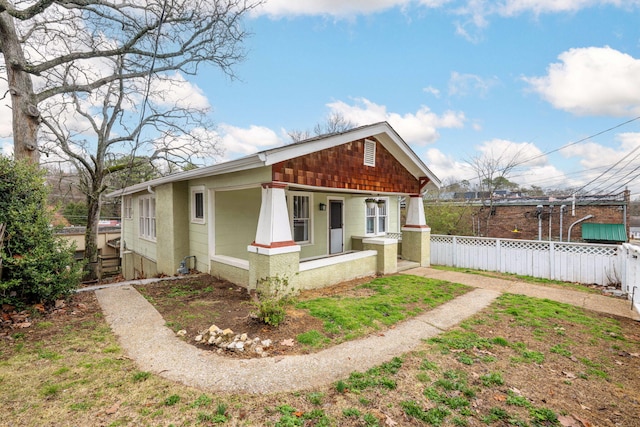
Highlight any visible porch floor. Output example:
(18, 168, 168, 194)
(397, 258, 420, 272)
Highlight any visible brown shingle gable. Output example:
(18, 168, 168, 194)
(272, 137, 420, 193)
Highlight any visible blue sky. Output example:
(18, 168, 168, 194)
(194, 0, 640, 198)
(2, 0, 640, 198)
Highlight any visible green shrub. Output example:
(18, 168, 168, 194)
(252, 275, 295, 327)
(0, 157, 82, 306)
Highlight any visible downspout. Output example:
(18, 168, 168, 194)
(536, 205, 543, 241)
(559, 205, 566, 242)
(548, 205, 553, 241)
(567, 214, 594, 243)
(147, 185, 155, 194)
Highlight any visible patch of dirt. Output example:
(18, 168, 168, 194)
(134, 274, 376, 358)
(1, 292, 103, 346)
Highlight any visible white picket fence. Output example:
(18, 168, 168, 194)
(430, 235, 640, 313)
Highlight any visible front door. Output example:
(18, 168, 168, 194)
(329, 200, 343, 254)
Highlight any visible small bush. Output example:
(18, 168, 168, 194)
(252, 275, 296, 327)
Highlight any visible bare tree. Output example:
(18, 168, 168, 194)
(0, 0, 261, 163)
(1, 0, 260, 278)
(466, 149, 523, 236)
(288, 112, 356, 143)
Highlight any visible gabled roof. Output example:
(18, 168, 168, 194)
(106, 121, 440, 198)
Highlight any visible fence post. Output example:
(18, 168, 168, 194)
(452, 236, 457, 267)
(496, 238, 501, 272)
(549, 241, 555, 281)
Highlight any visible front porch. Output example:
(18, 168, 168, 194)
(209, 185, 431, 292)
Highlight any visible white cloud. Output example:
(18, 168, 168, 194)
(425, 142, 575, 191)
(0, 74, 12, 139)
(524, 47, 640, 116)
(498, 0, 640, 16)
(254, 0, 437, 18)
(1, 140, 13, 157)
(423, 86, 441, 97)
(561, 132, 640, 169)
(475, 138, 548, 167)
(218, 124, 284, 160)
(449, 71, 499, 97)
(326, 97, 465, 145)
(149, 73, 210, 111)
(423, 147, 474, 182)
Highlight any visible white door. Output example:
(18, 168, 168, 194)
(329, 200, 343, 254)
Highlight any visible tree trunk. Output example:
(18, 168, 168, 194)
(0, 12, 40, 163)
(84, 188, 102, 281)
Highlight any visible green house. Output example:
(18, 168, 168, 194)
(106, 122, 440, 291)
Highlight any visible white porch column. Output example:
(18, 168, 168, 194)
(248, 182, 300, 290)
(402, 194, 432, 267)
(252, 182, 297, 249)
(405, 194, 427, 228)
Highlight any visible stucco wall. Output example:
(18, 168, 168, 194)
(295, 251, 377, 291)
(211, 258, 250, 287)
(215, 188, 261, 260)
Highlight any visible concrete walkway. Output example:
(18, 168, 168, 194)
(408, 267, 639, 321)
(94, 268, 638, 394)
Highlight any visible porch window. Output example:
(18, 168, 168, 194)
(191, 186, 205, 224)
(365, 198, 388, 235)
(292, 193, 311, 244)
(139, 195, 156, 240)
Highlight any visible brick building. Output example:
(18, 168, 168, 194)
(467, 192, 629, 242)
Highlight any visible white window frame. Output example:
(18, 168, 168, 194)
(123, 196, 133, 220)
(191, 186, 206, 224)
(289, 192, 313, 245)
(364, 139, 376, 167)
(139, 195, 156, 241)
(364, 197, 388, 236)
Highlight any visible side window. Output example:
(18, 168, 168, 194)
(124, 196, 133, 219)
(291, 193, 311, 244)
(191, 186, 205, 224)
(139, 195, 156, 240)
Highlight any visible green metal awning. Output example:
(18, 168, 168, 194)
(581, 223, 627, 242)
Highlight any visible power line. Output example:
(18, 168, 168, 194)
(513, 115, 640, 169)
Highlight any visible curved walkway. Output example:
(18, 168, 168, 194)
(94, 267, 638, 394)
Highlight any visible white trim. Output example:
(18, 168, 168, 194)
(402, 226, 432, 233)
(106, 122, 441, 199)
(362, 237, 397, 245)
(327, 197, 345, 255)
(247, 244, 301, 256)
(299, 250, 377, 272)
(208, 189, 216, 260)
(211, 255, 249, 270)
(190, 185, 206, 224)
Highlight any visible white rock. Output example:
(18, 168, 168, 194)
(209, 324, 221, 333)
(240, 333, 248, 341)
(222, 328, 234, 336)
(195, 334, 203, 342)
(208, 336, 217, 345)
(261, 339, 272, 348)
(176, 330, 187, 337)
